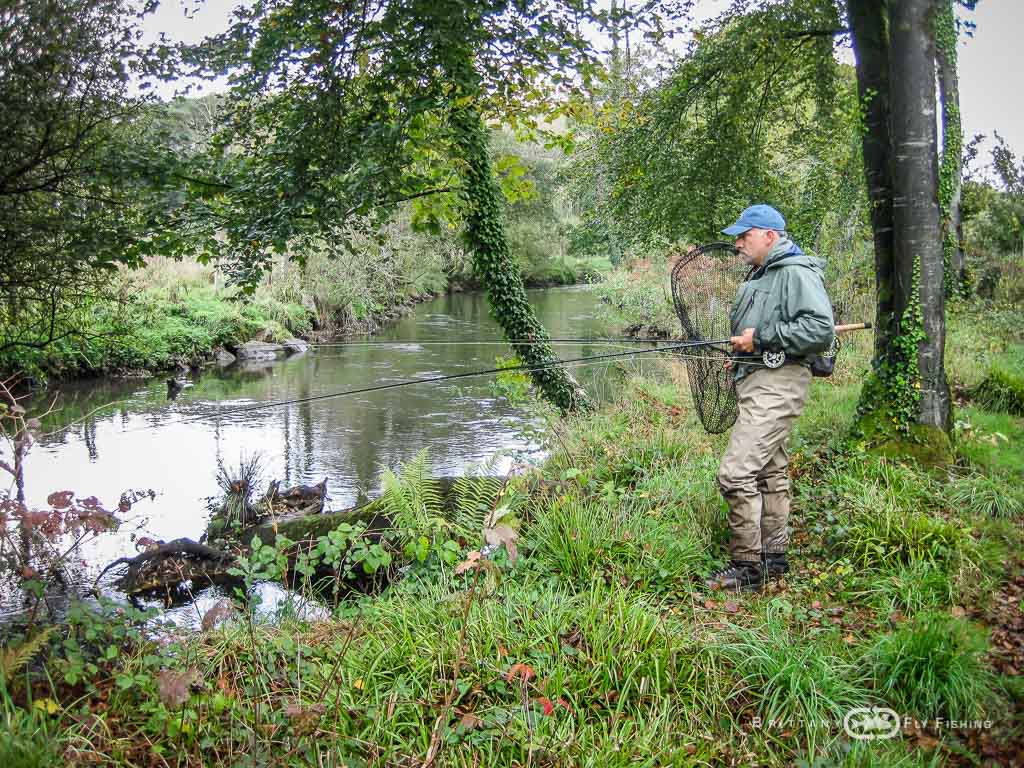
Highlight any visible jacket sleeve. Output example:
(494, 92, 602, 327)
(758, 267, 834, 356)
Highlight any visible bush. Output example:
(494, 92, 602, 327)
(868, 613, 999, 721)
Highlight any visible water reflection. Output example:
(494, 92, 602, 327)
(19, 287, 652, 598)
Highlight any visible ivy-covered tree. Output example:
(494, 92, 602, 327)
(848, 0, 953, 446)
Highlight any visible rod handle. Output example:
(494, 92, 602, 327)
(834, 322, 872, 333)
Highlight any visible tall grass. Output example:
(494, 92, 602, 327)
(868, 613, 1000, 721)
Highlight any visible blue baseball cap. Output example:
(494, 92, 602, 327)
(721, 204, 786, 236)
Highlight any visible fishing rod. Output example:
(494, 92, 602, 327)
(48, 323, 873, 437)
(84, 340, 735, 437)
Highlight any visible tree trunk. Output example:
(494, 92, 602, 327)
(889, 0, 951, 431)
(935, 0, 966, 295)
(450, 105, 592, 413)
(847, 0, 896, 358)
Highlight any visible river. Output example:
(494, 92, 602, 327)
(10, 286, 662, 620)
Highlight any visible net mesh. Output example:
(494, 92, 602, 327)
(670, 243, 751, 434)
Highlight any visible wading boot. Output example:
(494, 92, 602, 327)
(704, 560, 765, 592)
(763, 553, 789, 581)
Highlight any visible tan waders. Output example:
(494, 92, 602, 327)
(707, 364, 811, 590)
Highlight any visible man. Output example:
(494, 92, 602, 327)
(705, 204, 834, 592)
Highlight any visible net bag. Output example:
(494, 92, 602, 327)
(670, 243, 751, 434)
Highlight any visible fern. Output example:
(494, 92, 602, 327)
(451, 455, 527, 541)
(0, 626, 55, 685)
(380, 449, 446, 543)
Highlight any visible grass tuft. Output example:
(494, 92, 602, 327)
(868, 612, 1000, 721)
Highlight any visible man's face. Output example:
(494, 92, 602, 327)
(734, 228, 776, 266)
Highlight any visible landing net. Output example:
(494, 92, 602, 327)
(670, 242, 750, 434)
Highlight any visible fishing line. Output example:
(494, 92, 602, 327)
(306, 338, 675, 346)
(52, 340, 734, 437)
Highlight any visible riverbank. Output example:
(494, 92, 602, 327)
(4, 257, 607, 386)
(4, 295, 1024, 766)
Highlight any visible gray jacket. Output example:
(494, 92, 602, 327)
(730, 237, 834, 382)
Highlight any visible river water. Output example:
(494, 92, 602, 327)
(12, 286, 663, 618)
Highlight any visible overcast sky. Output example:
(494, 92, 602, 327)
(142, 0, 1024, 163)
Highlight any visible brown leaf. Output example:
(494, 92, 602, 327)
(484, 525, 519, 564)
(950, 605, 966, 618)
(703, 599, 716, 610)
(810, 600, 822, 610)
(454, 550, 481, 575)
(458, 712, 483, 730)
(506, 663, 535, 682)
(47, 491, 74, 510)
(158, 668, 198, 709)
(723, 601, 739, 614)
(201, 600, 233, 632)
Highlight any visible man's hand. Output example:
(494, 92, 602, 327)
(730, 327, 756, 354)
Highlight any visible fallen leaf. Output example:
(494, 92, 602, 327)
(703, 599, 716, 610)
(353, 678, 364, 690)
(950, 605, 966, 618)
(810, 600, 822, 610)
(454, 550, 481, 575)
(201, 600, 232, 632)
(458, 712, 483, 730)
(506, 663, 535, 682)
(158, 668, 199, 709)
(536, 696, 555, 716)
(723, 601, 739, 614)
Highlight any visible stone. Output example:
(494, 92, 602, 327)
(234, 341, 286, 361)
(213, 347, 236, 366)
(282, 338, 310, 355)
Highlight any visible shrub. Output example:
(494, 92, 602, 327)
(868, 613, 999, 721)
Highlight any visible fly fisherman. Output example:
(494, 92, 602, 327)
(705, 205, 834, 592)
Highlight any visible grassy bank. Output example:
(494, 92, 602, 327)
(5, 248, 605, 383)
(4, 292, 1023, 766)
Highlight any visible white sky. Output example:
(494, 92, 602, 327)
(141, 0, 1024, 161)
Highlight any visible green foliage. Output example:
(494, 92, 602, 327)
(954, 408, 1024, 482)
(868, 613, 999, 721)
(0, 0, 164, 365)
(569, 0, 861, 253)
(840, 506, 978, 575)
(0, 700, 58, 768)
(944, 473, 1023, 519)
(528, 491, 707, 587)
(591, 266, 677, 335)
(865, 561, 956, 616)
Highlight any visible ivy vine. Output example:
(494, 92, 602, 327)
(935, 0, 963, 297)
(859, 257, 926, 435)
(451, 104, 592, 414)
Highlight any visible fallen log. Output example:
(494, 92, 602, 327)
(97, 538, 236, 596)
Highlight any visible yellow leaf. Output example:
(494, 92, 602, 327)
(33, 698, 59, 715)
(353, 678, 364, 690)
